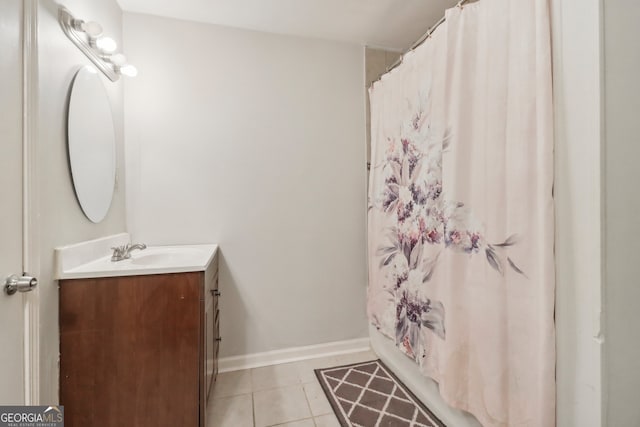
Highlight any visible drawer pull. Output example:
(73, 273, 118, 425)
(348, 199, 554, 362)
(213, 290, 221, 297)
(215, 337, 222, 342)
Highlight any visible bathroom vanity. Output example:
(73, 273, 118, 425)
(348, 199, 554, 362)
(56, 236, 219, 427)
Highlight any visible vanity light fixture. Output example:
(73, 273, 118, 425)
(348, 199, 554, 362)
(59, 7, 136, 82)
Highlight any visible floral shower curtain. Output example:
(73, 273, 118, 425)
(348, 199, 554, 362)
(367, 1, 555, 426)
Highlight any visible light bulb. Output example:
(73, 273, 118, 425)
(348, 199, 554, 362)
(85, 65, 98, 74)
(110, 53, 127, 66)
(72, 19, 103, 37)
(81, 21, 103, 37)
(118, 64, 138, 77)
(95, 36, 117, 53)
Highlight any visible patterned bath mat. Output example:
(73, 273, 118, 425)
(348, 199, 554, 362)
(315, 360, 445, 427)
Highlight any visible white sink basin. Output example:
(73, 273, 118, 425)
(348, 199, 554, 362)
(55, 234, 218, 280)
(130, 247, 207, 266)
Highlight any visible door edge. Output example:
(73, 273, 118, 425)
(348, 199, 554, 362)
(22, 0, 40, 406)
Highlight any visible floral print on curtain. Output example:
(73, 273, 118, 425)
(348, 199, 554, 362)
(370, 90, 525, 361)
(367, 1, 556, 426)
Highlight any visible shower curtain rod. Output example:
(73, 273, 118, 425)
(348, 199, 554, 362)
(370, 0, 473, 86)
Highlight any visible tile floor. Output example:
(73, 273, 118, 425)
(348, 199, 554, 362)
(207, 349, 378, 427)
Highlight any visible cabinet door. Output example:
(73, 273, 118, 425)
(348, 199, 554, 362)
(60, 273, 201, 427)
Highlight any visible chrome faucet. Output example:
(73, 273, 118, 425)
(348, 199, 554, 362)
(111, 243, 147, 262)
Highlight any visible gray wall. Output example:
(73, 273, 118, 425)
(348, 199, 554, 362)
(123, 13, 368, 358)
(603, 1, 640, 425)
(364, 48, 400, 166)
(36, 0, 126, 402)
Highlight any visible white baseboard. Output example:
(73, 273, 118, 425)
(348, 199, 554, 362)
(218, 337, 371, 373)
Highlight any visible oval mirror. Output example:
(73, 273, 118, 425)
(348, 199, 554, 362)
(67, 66, 116, 223)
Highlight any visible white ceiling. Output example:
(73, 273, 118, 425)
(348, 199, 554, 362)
(116, 0, 459, 51)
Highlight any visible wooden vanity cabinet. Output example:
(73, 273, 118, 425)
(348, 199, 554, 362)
(59, 253, 219, 427)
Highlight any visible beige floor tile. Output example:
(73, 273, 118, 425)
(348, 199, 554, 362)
(213, 369, 253, 399)
(296, 355, 339, 384)
(207, 393, 253, 427)
(253, 385, 312, 427)
(252, 362, 302, 391)
(303, 382, 333, 416)
(274, 419, 315, 427)
(314, 413, 341, 427)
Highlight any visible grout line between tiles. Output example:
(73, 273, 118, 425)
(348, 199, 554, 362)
(220, 353, 377, 427)
(302, 380, 317, 425)
(252, 392, 257, 427)
(265, 418, 316, 427)
(249, 367, 257, 427)
(252, 379, 305, 393)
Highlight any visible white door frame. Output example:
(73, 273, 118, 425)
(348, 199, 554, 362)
(22, 0, 40, 406)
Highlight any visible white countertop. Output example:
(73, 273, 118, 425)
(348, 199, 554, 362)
(55, 234, 218, 280)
